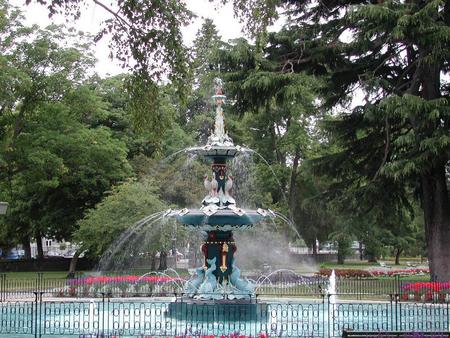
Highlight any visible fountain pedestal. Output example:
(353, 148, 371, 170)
(201, 231, 236, 283)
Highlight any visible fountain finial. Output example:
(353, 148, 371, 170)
(214, 77, 223, 96)
(208, 78, 233, 146)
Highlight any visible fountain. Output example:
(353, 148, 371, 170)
(165, 78, 274, 319)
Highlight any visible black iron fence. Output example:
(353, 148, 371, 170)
(0, 293, 449, 337)
(0, 273, 448, 302)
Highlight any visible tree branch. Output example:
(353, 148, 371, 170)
(372, 115, 390, 181)
(91, 0, 132, 29)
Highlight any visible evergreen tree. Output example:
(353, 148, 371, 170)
(184, 19, 224, 143)
(217, 37, 325, 244)
(231, 0, 450, 280)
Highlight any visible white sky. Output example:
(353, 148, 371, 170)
(10, 0, 246, 76)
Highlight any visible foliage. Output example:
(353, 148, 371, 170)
(28, 0, 193, 135)
(75, 179, 166, 259)
(0, 8, 133, 257)
(224, 0, 449, 279)
(7, 104, 130, 241)
(217, 37, 323, 242)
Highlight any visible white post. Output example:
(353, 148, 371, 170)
(0, 202, 8, 215)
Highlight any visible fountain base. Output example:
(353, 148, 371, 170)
(166, 297, 268, 321)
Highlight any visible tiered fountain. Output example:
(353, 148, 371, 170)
(166, 78, 274, 319)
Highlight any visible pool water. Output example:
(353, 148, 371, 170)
(0, 299, 448, 337)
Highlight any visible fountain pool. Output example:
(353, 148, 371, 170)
(1, 298, 448, 337)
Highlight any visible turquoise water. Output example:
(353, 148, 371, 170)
(0, 299, 448, 337)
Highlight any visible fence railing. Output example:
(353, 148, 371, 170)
(0, 273, 448, 302)
(0, 293, 448, 337)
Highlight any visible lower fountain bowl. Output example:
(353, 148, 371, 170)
(166, 297, 268, 321)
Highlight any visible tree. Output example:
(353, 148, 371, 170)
(229, 0, 450, 280)
(216, 37, 325, 247)
(0, 8, 132, 258)
(27, 0, 193, 136)
(294, 168, 334, 254)
(75, 179, 187, 273)
(2, 102, 131, 259)
(183, 19, 223, 143)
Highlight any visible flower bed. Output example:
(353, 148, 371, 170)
(67, 275, 183, 286)
(317, 269, 373, 278)
(370, 268, 429, 277)
(317, 268, 429, 278)
(401, 282, 450, 302)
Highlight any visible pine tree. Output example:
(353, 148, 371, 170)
(249, 0, 450, 279)
(228, 0, 449, 278)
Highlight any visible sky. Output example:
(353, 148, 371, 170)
(11, 0, 247, 76)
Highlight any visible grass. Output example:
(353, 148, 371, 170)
(2, 271, 72, 279)
(2, 268, 190, 279)
(320, 261, 380, 269)
(319, 257, 428, 270)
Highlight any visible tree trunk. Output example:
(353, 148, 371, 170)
(288, 149, 301, 211)
(150, 253, 157, 271)
(21, 236, 31, 259)
(67, 249, 82, 278)
(36, 234, 44, 260)
(359, 241, 364, 260)
(337, 241, 346, 265)
(158, 251, 167, 271)
(421, 165, 450, 281)
(312, 240, 318, 255)
(394, 248, 403, 266)
(337, 251, 345, 265)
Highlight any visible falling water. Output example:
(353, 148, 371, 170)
(327, 269, 336, 302)
(254, 269, 317, 293)
(229, 151, 257, 207)
(272, 211, 302, 241)
(97, 211, 167, 271)
(327, 270, 337, 337)
(230, 147, 302, 241)
(242, 147, 289, 202)
(137, 269, 185, 290)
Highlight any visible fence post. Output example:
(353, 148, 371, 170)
(321, 293, 325, 338)
(0, 273, 4, 302)
(33, 292, 37, 338)
(100, 293, 104, 337)
(447, 302, 449, 333)
(327, 293, 331, 338)
(358, 276, 361, 301)
(395, 275, 400, 295)
(33, 291, 43, 338)
(389, 293, 399, 332)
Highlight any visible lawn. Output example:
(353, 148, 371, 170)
(2, 271, 73, 279)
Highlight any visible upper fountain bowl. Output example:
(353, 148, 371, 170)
(165, 207, 274, 231)
(187, 145, 243, 160)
